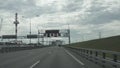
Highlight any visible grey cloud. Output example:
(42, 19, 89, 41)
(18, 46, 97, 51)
(62, 0, 83, 12)
(0, 0, 36, 12)
(83, 10, 120, 25)
(68, 0, 120, 25)
(83, 0, 120, 24)
(0, 0, 120, 43)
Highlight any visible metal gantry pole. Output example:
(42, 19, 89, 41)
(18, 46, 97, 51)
(15, 24, 17, 41)
(14, 13, 19, 42)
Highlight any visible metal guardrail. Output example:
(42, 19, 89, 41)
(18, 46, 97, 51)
(65, 46, 120, 68)
(0, 45, 45, 53)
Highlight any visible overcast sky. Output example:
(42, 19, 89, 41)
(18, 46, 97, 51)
(0, 0, 120, 43)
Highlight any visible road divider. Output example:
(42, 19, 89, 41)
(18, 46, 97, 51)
(0, 46, 47, 53)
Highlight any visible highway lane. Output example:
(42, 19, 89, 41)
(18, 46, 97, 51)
(0, 46, 102, 68)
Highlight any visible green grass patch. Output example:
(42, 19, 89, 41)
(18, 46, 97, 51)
(70, 35, 120, 52)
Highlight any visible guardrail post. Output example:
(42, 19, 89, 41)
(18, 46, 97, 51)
(89, 50, 93, 61)
(83, 49, 85, 56)
(86, 50, 89, 59)
(113, 54, 117, 68)
(95, 51, 98, 64)
(102, 52, 106, 59)
(102, 52, 106, 68)
(87, 50, 89, 54)
(113, 54, 117, 62)
(95, 51, 98, 57)
(90, 50, 92, 56)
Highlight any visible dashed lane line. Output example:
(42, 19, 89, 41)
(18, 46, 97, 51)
(30, 60, 40, 68)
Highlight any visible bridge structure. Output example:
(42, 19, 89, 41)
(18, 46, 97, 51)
(0, 13, 71, 46)
(0, 29, 70, 45)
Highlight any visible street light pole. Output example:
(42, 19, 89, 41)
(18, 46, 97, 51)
(68, 24, 71, 45)
(22, 15, 39, 44)
(22, 16, 31, 44)
(0, 18, 3, 34)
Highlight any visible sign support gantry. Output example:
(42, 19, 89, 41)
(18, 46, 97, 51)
(13, 13, 19, 42)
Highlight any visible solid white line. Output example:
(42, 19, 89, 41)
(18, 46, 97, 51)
(64, 49, 85, 66)
(30, 60, 40, 68)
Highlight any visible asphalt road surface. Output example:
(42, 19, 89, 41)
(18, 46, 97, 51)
(0, 46, 102, 68)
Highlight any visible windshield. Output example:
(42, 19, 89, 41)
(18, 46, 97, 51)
(0, 0, 120, 68)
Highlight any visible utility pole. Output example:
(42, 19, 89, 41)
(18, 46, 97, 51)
(13, 13, 19, 42)
(38, 30, 40, 46)
(29, 19, 31, 44)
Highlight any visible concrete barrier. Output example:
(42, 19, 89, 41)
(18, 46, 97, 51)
(0, 45, 45, 53)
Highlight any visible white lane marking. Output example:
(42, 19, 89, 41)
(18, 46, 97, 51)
(64, 49, 85, 66)
(30, 60, 40, 68)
